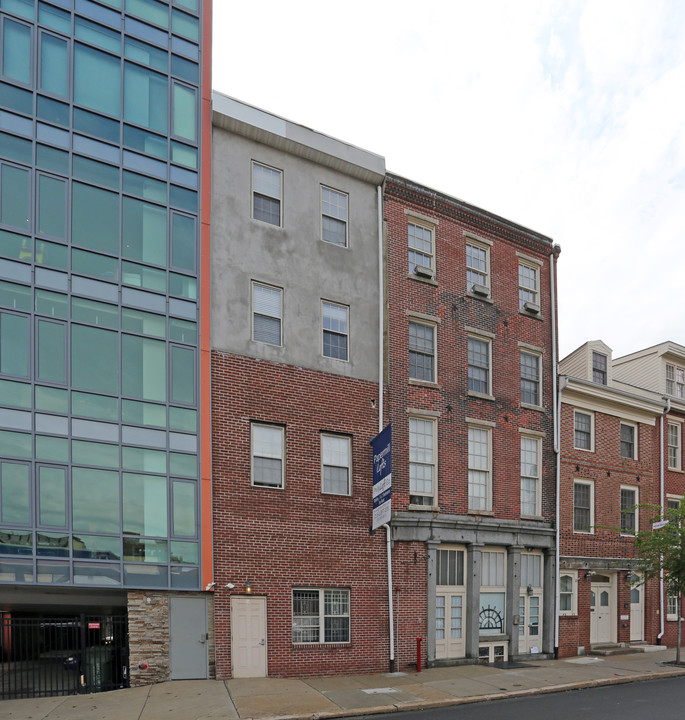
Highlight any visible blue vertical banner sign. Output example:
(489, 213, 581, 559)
(372, 424, 392, 530)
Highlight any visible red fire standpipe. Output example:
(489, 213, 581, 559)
(416, 637, 422, 673)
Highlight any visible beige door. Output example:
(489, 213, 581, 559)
(590, 576, 613, 644)
(231, 596, 267, 678)
(518, 593, 542, 653)
(435, 592, 465, 659)
(630, 577, 644, 642)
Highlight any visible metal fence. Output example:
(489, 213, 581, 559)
(0, 614, 129, 700)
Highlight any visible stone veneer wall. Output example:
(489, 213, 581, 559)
(128, 591, 215, 686)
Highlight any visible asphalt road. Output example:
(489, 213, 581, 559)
(351, 676, 685, 720)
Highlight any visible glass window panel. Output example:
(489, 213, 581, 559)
(71, 324, 119, 394)
(172, 480, 195, 536)
(38, 175, 67, 239)
(36, 95, 69, 126)
(123, 472, 167, 536)
(123, 563, 166, 587)
(171, 9, 198, 40)
(122, 399, 165, 426)
(3, 19, 32, 84)
(1, 164, 30, 230)
(39, 33, 68, 97)
(170, 141, 197, 169)
(170, 54, 197, 83)
(171, 345, 194, 404)
(1, 312, 29, 376)
(1, 461, 30, 524)
(37, 144, 69, 174)
(72, 183, 120, 254)
(73, 534, 120, 560)
(172, 83, 196, 141)
(170, 540, 197, 564)
(74, 16, 120, 52)
(122, 197, 167, 266)
(72, 439, 119, 467)
(169, 405, 195, 432)
(73, 563, 121, 585)
(38, 2, 71, 33)
(72, 467, 120, 533)
(3, 0, 35, 19)
(0, 280, 31, 311)
(0, 378, 31, 408)
(71, 248, 119, 281)
(168, 272, 195, 299)
(122, 307, 165, 336)
(123, 124, 168, 160)
(74, 44, 121, 117)
(0, 81, 32, 115)
(72, 391, 118, 421)
(124, 63, 168, 133)
(35, 385, 68, 412)
(0, 534, 33, 557)
(123, 537, 167, 562)
(169, 318, 195, 344)
(73, 154, 120, 189)
(37, 319, 66, 383)
(175, 0, 198, 10)
(170, 452, 195, 477)
(0, 230, 30, 263)
(171, 212, 195, 271)
(0, 132, 32, 165)
(123, 171, 166, 202)
(124, 35, 167, 70)
(127, 0, 169, 28)
(71, 296, 119, 328)
(170, 184, 197, 213)
(34, 239, 67, 270)
(122, 334, 166, 401)
(122, 446, 166, 474)
(36, 435, 68, 462)
(121, 261, 166, 291)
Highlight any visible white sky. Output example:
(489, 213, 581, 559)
(212, 0, 685, 360)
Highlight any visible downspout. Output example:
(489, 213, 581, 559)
(378, 183, 395, 672)
(658, 398, 670, 642)
(550, 246, 561, 658)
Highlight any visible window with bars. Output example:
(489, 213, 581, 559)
(292, 588, 350, 644)
(409, 417, 435, 506)
(620, 487, 637, 535)
(520, 352, 540, 406)
(321, 186, 348, 247)
(573, 480, 593, 532)
(321, 434, 351, 495)
(620, 422, 636, 459)
(322, 301, 348, 361)
(592, 351, 607, 384)
(252, 162, 282, 226)
(668, 423, 681, 470)
(520, 436, 540, 516)
(574, 411, 592, 450)
(408, 222, 434, 274)
(408, 321, 435, 382)
(468, 426, 491, 511)
(252, 282, 282, 346)
(468, 336, 490, 395)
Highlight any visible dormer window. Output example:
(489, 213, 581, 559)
(592, 352, 607, 385)
(666, 363, 685, 398)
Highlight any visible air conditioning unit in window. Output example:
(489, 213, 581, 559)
(471, 283, 490, 297)
(524, 301, 541, 314)
(413, 264, 434, 279)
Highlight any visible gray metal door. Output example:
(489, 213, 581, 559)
(169, 597, 208, 679)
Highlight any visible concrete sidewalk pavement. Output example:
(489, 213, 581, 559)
(4, 649, 685, 720)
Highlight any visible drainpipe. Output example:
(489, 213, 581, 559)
(550, 246, 561, 658)
(555, 375, 568, 657)
(658, 398, 670, 642)
(377, 184, 394, 672)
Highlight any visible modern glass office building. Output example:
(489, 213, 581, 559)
(0, 0, 213, 688)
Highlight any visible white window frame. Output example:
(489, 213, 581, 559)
(468, 335, 491, 397)
(468, 425, 492, 512)
(518, 260, 539, 311)
(292, 588, 350, 644)
(408, 220, 434, 276)
(252, 161, 282, 227)
(321, 186, 348, 247)
(620, 485, 638, 536)
(592, 351, 608, 385)
(666, 363, 685, 399)
(574, 410, 594, 451)
(559, 571, 578, 616)
(667, 494, 682, 510)
(667, 592, 679, 621)
(321, 300, 349, 361)
(409, 416, 437, 507)
(668, 421, 682, 470)
(251, 281, 282, 346)
(465, 237, 490, 295)
(573, 479, 594, 533)
(520, 435, 541, 517)
(520, 351, 541, 407)
(620, 421, 637, 460)
(408, 320, 436, 383)
(251, 423, 285, 489)
(479, 548, 506, 636)
(321, 433, 351, 496)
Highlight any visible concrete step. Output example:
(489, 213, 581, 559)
(589, 644, 634, 657)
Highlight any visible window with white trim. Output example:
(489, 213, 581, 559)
(322, 301, 348, 361)
(592, 352, 607, 385)
(408, 221, 434, 275)
(480, 549, 505, 635)
(466, 241, 490, 293)
(559, 572, 577, 615)
(520, 436, 540, 516)
(620, 486, 638, 535)
(573, 480, 593, 533)
(436, 548, 464, 585)
(252, 282, 282, 345)
(409, 417, 436, 506)
(321, 186, 348, 247)
(668, 422, 681, 470)
(667, 495, 682, 511)
(468, 336, 490, 395)
(667, 593, 679, 621)
(521, 352, 541, 406)
(321, 434, 351, 495)
(292, 588, 350, 644)
(409, 321, 435, 382)
(666, 363, 685, 399)
(574, 410, 593, 451)
(620, 422, 636, 460)
(518, 261, 539, 310)
(251, 423, 284, 488)
(468, 426, 491, 512)
(252, 161, 282, 226)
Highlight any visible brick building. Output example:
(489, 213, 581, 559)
(383, 174, 560, 666)
(558, 341, 664, 657)
(210, 95, 390, 678)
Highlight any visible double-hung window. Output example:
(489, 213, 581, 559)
(666, 364, 685, 398)
(468, 336, 490, 395)
(620, 422, 636, 459)
(620, 486, 638, 535)
(409, 417, 436, 506)
(468, 426, 491, 511)
(466, 241, 490, 294)
(292, 588, 350, 644)
(322, 301, 348, 361)
(321, 434, 351, 495)
(592, 352, 607, 385)
(251, 423, 284, 488)
(559, 572, 577, 615)
(520, 436, 540, 516)
(518, 261, 539, 311)
(573, 480, 593, 533)
(408, 222, 434, 275)
(321, 186, 348, 247)
(574, 411, 592, 451)
(252, 161, 282, 226)
(252, 282, 282, 345)
(668, 422, 681, 470)
(520, 352, 541, 406)
(409, 321, 435, 382)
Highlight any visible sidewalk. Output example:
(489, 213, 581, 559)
(4, 649, 685, 720)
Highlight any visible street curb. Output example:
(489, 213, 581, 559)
(263, 669, 685, 720)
